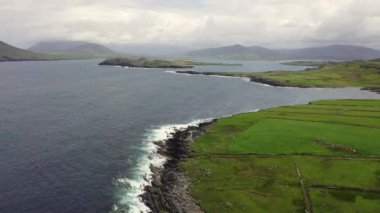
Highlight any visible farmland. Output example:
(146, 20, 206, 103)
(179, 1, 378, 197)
(182, 99, 380, 212)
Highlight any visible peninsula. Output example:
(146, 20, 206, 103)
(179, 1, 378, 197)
(177, 59, 380, 93)
(98, 57, 241, 68)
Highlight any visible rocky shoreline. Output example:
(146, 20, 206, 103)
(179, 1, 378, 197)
(248, 75, 308, 87)
(141, 120, 216, 213)
(175, 71, 380, 93)
(175, 70, 308, 88)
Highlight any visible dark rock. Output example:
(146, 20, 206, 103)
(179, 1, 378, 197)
(141, 120, 216, 213)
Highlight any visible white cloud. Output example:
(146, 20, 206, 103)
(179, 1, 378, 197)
(0, 0, 379, 49)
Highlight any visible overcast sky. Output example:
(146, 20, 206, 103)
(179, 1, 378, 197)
(1, 0, 379, 49)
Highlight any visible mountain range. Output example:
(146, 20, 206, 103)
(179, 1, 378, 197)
(28, 41, 119, 58)
(2, 40, 380, 62)
(0, 40, 54, 61)
(0, 40, 122, 62)
(187, 44, 380, 60)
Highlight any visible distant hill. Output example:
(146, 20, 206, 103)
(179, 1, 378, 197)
(188, 44, 380, 61)
(278, 45, 380, 60)
(187, 44, 283, 60)
(29, 41, 120, 58)
(0, 40, 54, 61)
(108, 43, 191, 56)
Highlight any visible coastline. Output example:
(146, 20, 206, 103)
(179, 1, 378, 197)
(175, 71, 380, 93)
(141, 119, 217, 212)
(174, 70, 312, 88)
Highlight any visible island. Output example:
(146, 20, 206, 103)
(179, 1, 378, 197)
(144, 99, 380, 212)
(177, 59, 380, 93)
(98, 57, 241, 68)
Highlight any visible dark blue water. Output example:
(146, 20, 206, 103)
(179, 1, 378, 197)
(0, 60, 378, 212)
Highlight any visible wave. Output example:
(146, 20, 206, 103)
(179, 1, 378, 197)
(209, 74, 251, 82)
(165, 70, 194, 76)
(111, 118, 212, 213)
(167, 71, 253, 83)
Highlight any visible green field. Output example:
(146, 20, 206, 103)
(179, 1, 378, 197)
(252, 60, 380, 89)
(180, 60, 380, 93)
(182, 99, 380, 212)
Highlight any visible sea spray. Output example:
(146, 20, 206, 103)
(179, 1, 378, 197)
(111, 118, 212, 213)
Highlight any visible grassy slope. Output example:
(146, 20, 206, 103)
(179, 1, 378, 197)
(252, 60, 380, 88)
(99, 57, 240, 68)
(182, 99, 380, 212)
(190, 60, 380, 91)
(0, 41, 56, 61)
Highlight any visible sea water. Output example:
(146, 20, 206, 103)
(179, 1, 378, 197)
(0, 60, 378, 212)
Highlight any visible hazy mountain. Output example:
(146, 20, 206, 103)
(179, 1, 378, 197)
(187, 44, 283, 60)
(188, 44, 380, 60)
(107, 43, 191, 56)
(1, 40, 125, 62)
(29, 41, 87, 52)
(277, 45, 380, 60)
(0, 40, 53, 61)
(29, 41, 119, 58)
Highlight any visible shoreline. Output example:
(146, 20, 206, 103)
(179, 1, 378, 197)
(112, 120, 213, 213)
(174, 71, 314, 88)
(175, 71, 380, 93)
(141, 119, 217, 212)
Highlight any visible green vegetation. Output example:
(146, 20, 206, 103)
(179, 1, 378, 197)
(182, 99, 380, 212)
(187, 44, 285, 61)
(99, 57, 240, 68)
(187, 44, 380, 61)
(251, 60, 380, 90)
(0, 40, 58, 61)
(179, 60, 380, 92)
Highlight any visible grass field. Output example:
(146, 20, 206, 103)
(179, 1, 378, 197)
(251, 60, 380, 89)
(179, 60, 380, 93)
(182, 99, 380, 212)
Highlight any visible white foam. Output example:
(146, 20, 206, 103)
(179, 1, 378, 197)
(211, 74, 251, 82)
(112, 118, 212, 213)
(170, 71, 306, 89)
(165, 70, 194, 76)
(164, 70, 177, 74)
(246, 108, 261, 113)
(249, 81, 275, 87)
(215, 75, 251, 83)
(171, 71, 252, 82)
(249, 80, 304, 89)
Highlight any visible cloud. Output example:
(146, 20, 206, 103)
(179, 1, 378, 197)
(0, 0, 379, 49)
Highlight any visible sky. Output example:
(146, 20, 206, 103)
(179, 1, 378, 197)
(1, 0, 380, 49)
